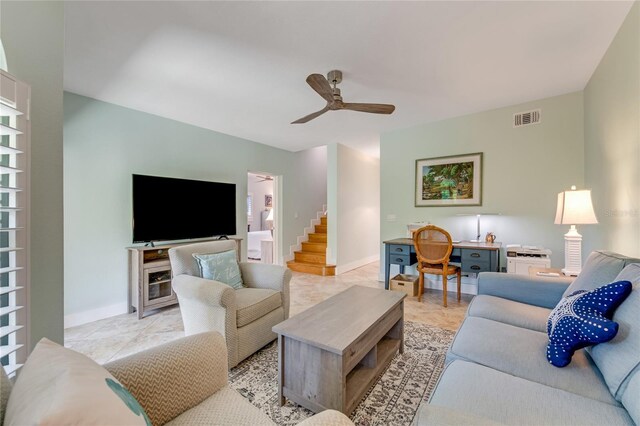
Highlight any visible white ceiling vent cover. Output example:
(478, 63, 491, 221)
(513, 109, 541, 128)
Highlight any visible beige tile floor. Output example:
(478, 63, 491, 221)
(64, 261, 472, 364)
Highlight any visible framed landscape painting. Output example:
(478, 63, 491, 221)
(415, 153, 482, 207)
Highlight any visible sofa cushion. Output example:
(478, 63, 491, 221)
(547, 281, 632, 367)
(165, 386, 274, 425)
(467, 295, 550, 332)
(587, 264, 640, 400)
(235, 288, 282, 327)
(429, 360, 634, 425)
(619, 366, 640, 425)
(414, 404, 504, 425)
(193, 250, 244, 290)
(563, 251, 640, 297)
(448, 316, 617, 405)
(5, 338, 150, 426)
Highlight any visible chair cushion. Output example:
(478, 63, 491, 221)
(165, 386, 274, 425)
(467, 294, 550, 332)
(547, 281, 632, 367)
(5, 338, 150, 426)
(420, 263, 459, 275)
(235, 288, 282, 327)
(429, 360, 634, 425)
(448, 316, 617, 405)
(193, 250, 243, 290)
(588, 264, 640, 400)
(563, 251, 640, 297)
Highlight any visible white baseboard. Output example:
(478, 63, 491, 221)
(64, 302, 129, 329)
(336, 254, 379, 275)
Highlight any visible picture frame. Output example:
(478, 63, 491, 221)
(265, 194, 273, 208)
(415, 153, 482, 207)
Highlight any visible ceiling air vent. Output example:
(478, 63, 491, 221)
(513, 109, 541, 128)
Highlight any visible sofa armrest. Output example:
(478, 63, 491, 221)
(171, 274, 236, 308)
(477, 272, 570, 309)
(171, 275, 238, 365)
(239, 263, 292, 318)
(297, 410, 355, 426)
(104, 332, 228, 426)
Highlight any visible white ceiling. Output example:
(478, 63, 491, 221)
(64, 1, 633, 157)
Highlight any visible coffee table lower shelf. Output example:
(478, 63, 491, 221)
(344, 337, 400, 413)
(279, 325, 403, 415)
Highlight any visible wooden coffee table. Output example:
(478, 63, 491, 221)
(272, 285, 406, 415)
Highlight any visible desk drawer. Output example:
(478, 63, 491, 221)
(461, 249, 490, 263)
(390, 254, 411, 265)
(462, 261, 491, 273)
(389, 244, 410, 255)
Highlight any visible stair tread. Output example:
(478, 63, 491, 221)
(287, 260, 335, 266)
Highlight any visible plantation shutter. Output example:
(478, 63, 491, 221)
(0, 70, 30, 377)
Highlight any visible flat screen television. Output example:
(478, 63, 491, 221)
(132, 174, 236, 243)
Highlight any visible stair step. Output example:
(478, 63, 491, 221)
(301, 242, 326, 253)
(320, 216, 327, 226)
(308, 233, 327, 243)
(287, 261, 336, 276)
(295, 251, 326, 264)
(314, 224, 327, 233)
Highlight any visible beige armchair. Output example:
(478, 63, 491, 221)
(105, 332, 353, 425)
(169, 240, 291, 368)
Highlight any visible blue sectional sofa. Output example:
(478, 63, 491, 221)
(416, 251, 640, 425)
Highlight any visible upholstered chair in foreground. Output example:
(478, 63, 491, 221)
(169, 240, 291, 368)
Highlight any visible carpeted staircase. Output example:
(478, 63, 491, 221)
(287, 216, 336, 276)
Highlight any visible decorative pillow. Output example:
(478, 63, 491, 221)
(4, 338, 150, 425)
(547, 280, 632, 367)
(193, 249, 243, 289)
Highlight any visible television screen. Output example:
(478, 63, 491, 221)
(132, 174, 236, 243)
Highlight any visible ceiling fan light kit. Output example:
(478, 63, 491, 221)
(292, 70, 395, 124)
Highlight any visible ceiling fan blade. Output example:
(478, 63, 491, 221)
(306, 74, 335, 103)
(342, 103, 395, 114)
(291, 105, 330, 124)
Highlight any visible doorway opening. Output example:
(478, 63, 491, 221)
(247, 172, 279, 265)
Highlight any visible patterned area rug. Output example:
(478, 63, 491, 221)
(229, 321, 454, 425)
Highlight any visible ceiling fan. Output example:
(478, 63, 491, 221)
(291, 70, 395, 124)
(255, 174, 273, 182)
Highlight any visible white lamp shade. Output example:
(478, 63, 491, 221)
(266, 208, 274, 221)
(555, 189, 598, 225)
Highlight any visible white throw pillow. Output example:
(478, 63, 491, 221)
(4, 338, 150, 425)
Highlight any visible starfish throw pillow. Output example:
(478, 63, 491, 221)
(547, 280, 632, 367)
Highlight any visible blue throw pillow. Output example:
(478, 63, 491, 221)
(546, 280, 632, 367)
(193, 250, 244, 290)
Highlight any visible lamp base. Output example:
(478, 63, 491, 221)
(562, 225, 583, 276)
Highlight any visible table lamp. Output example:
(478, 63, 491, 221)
(457, 213, 500, 242)
(554, 186, 598, 276)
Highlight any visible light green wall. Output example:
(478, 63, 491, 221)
(64, 92, 326, 320)
(584, 2, 639, 258)
(381, 92, 585, 274)
(1, 1, 64, 346)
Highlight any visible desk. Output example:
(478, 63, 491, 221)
(383, 238, 502, 289)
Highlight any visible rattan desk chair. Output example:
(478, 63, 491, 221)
(412, 225, 461, 307)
